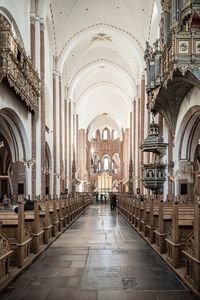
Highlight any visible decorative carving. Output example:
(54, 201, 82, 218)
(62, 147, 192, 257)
(145, 1, 200, 133)
(0, 14, 40, 112)
(24, 226, 30, 240)
(0, 223, 10, 256)
(185, 233, 195, 256)
(167, 227, 173, 241)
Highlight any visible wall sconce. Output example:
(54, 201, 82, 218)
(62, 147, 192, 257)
(0, 141, 4, 148)
(22, 158, 35, 168)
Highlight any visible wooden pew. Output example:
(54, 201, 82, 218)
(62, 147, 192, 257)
(0, 197, 32, 268)
(165, 201, 194, 268)
(154, 200, 173, 253)
(183, 198, 200, 292)
(0, 222, 13, 287)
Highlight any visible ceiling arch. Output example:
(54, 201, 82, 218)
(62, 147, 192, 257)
(69, 58, 136, 98)
(45, 0, 161, 132)
(76, 81, 132, 107)
(57, 22, 145, 72)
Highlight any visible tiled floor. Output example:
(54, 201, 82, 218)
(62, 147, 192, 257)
(0, 203, 199, 300)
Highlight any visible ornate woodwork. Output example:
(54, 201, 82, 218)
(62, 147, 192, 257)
(145, 0, 200, 133)
(0, 14, 40, 112)
(141, 119, 167, 193)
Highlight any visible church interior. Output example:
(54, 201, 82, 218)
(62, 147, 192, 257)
(0, 0, 200, 299)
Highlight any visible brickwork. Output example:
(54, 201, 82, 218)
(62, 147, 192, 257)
(68, 101, 72, 183)
(30, 17, 36, 197)
(137, 98, 141, 190)
(133, 100, 136, 183)
(31, 112, 36, 197)
(30, 16, 35, 68)
(53, 73, 57, 195)
(11, 161, 26, 196)
(168, 130, 173, 196)
(64, 99, 68, 189)
(159, 114, 163, 136)
(59, 76, 64, 192)
(88, 130, 123, 184)
(40, 22, 46, 196)
(140, 77, 145, 194)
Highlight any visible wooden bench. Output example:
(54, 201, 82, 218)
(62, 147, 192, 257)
(0, 222, 13, 286)
(0, 199, 32, 268)
(154, 201, 173, 253)
(165, 202, 194, 268)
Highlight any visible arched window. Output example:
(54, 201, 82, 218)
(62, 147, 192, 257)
(103, 129, 108, 140)
(103, 156, 109, 171)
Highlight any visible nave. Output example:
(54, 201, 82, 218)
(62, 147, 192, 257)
(0, 202, 198, 300)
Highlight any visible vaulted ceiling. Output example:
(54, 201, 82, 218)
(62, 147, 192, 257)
(45, 0, 161, 133)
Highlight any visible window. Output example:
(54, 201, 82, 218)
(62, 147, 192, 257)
(103, 129, 109, 140)
(103, 156, 109, 171)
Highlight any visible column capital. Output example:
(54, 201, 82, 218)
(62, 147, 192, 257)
(30, 14, 35, 25)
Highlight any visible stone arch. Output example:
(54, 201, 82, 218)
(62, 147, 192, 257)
(0, 108, 29, 197)
(176, 106, 200, 161)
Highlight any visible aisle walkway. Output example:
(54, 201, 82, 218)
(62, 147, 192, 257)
(1, 203, 198, 300)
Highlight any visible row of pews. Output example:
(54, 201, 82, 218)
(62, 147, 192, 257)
(118, 194, 200, 294)
(0, 194, 92, 290)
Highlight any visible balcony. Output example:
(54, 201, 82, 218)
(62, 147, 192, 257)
(145, 2, 200, 133)
(0, 14, 40, 112)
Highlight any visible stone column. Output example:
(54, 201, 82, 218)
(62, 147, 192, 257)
(40, 20, 46, 196)
(68, 101, 72, 191)
(137, 97, 141, 191)
(30, 15, 36, 197)
(129, 112, 133, 192)
(168, 130, 174, 196)
(159, 114, 163, 136)
(133, 99, 136, 192)
(64, 98, 68, 189)
(59, 76, 63, 192)
(140, 75, 145, 194)
(35, 15, 41, 196)
(53, 71, 57, 196)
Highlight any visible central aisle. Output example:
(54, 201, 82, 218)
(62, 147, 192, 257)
(1, 203, 198, 300)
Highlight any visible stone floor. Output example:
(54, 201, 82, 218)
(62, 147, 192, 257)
(0, 203, 199, 300)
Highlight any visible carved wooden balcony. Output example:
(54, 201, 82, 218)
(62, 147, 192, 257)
(145, 1, 200, 133)
(0, 14, 40, 112)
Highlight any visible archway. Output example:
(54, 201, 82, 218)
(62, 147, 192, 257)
(0, 108, 29, 199)
(175, 106, 200, 197)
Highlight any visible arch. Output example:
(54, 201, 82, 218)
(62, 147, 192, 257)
(176, 106, 200, 161)
(57, 23, 145, 72)
(76, 81, 132, 111)
(0, 108, 29, 162)
(69, 58, 136, 97)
